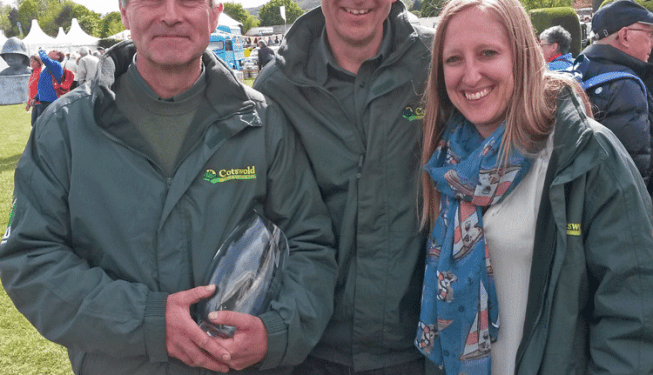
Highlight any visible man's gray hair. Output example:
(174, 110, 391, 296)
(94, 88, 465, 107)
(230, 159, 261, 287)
(539, 25, 572, 54)
(120, 0, 218, 7)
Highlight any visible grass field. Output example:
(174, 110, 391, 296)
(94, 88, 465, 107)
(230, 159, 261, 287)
(0, 104, 73, 375)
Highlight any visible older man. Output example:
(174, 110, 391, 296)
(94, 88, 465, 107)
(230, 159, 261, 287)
(539, 25, 574, 70)
(76, 46, 99, 85)
(580, 0, 653, 190)
(0, 0, 337, 374)
(254, 0, 433, 373)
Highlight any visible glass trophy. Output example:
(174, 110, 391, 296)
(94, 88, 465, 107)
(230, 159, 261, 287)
(197, 211, 289, 338)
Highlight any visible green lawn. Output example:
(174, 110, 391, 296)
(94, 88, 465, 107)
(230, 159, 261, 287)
(0, 104, 73, 375)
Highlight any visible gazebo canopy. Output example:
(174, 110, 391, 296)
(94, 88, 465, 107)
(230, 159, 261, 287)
(63, 18, 99, 47)
(108, 29, 131, 41)
(22, 19, 56, 54)
(218, 13, 242, 34)
(55, 27, 67, 43)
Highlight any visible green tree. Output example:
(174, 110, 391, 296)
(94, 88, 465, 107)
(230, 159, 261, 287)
(0, 5, 12, 36)
(7, 7, 19, 37)
(520, 0, 572, 11)
(242, 14, 259, 34)
(39, 0, 65, 35)
(420, 0, 444, 16)
(99, 11, 124, 39)
(258, 0, 303, 26)
(223, 2, 249, 24)
(17, 0, 39, 35)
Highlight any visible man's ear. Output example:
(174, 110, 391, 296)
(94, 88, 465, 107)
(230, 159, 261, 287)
(210, 3, 223, 32)
(617, 27, 630, 47)
(119, 0, 130, 30)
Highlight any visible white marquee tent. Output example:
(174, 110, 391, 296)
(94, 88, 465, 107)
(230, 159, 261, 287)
(108, 29, 131, 41)
(22, 19, 56, 54)
(54, 27, 67, 43)
(0, 30, 8, 46)
(218, 13, 242, 34)
(64, 18, 100, 47)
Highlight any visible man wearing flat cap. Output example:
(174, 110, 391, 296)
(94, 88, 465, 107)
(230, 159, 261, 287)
(580, 0, 653, 195)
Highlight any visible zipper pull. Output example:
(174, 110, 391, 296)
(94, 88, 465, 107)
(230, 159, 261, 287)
(356, 155, 365, 179)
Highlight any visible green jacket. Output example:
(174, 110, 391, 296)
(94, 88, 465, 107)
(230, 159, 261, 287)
(515, 88, 653, 374)
(0, 42, 337, 374)
(254, 2, 433, 371)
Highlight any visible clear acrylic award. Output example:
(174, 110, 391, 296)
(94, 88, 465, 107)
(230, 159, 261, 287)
(197, 211, 288, 338)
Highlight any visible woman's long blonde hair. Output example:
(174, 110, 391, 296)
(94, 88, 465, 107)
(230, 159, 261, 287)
(420, 0, 591, 228)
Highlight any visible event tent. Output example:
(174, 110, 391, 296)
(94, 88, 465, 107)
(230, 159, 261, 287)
(54, 27, 67, 44)
(108, 29, 131, 41)
(22, 19, 56, 54)
(63, 18, 100, 47)
(0, 30, 7, 46)
(218, 13, 242, 34)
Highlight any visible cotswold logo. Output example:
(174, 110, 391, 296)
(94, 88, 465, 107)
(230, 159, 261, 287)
(567, 223, 581, 236)
(203, 166, 257, 184)
(402, 105, 425, 121)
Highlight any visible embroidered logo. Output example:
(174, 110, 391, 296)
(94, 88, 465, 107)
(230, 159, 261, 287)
(402, 105, 425, 121)
(566, 223, 581, 236)
(203, 166, 256, 184)
(2, 197, 16, 245)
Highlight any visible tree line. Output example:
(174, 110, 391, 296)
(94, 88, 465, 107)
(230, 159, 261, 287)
(2, 0, 569, 40)
(0, 0, 308, 40)
(409, 0, 574, 17)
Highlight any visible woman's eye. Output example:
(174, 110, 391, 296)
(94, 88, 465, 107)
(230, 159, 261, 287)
(444, 56, 461, 64)
(481, 50, 498, 57)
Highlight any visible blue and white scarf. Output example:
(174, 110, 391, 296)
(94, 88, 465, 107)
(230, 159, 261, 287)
(415, 113, 532, 374)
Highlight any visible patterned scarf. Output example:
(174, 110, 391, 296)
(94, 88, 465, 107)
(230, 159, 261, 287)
(415, 113, 532, 374)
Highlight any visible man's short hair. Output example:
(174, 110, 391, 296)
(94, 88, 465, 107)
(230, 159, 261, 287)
(79, 47, 89, 57)
(592, 0, 653, 40)
(540, 25, 572, 54)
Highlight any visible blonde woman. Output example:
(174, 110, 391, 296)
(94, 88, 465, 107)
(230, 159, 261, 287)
(416, 0, 653, 373)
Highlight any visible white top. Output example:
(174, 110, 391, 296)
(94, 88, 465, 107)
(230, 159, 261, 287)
(483, 134, 553, 374)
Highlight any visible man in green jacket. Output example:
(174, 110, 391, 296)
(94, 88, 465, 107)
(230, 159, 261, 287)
(0, 0, 337, 374)
(254, 0, 433, 373)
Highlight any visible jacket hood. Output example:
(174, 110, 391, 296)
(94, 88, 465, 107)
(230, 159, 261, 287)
(551, 86, 611, 184)
(274, 1, 430, 85)
(92, 41, 258, 128)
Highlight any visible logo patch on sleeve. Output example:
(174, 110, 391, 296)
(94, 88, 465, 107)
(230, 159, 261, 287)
(566, 223, 581, 236)
(2, 197, 16, 245)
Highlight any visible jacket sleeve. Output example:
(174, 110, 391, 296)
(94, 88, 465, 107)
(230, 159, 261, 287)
(589, 78, 652, 183)
(255, 101, 338, 370)
(77, 58, 87, 84)
(38, 49, 63, 82)
(583, 130, 653, 373)
(0, 113, 168, 362)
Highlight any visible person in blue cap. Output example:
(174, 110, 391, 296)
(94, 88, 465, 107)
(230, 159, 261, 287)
(580, 0, 653, 196)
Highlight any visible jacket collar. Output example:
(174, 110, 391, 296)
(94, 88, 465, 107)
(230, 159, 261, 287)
(550, 86, 609, 185)
(582, 43, 653, 80)
(275, 1, 429, 86)
(92, 41, 257, 131)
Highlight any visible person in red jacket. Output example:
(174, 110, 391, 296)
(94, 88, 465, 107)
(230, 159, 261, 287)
(25, 54, 42, 126)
